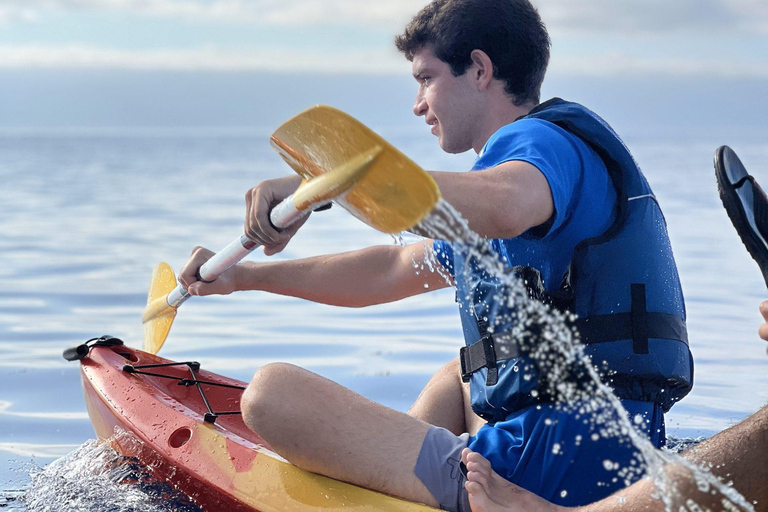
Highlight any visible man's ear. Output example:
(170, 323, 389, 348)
(469, 49, 494, 91)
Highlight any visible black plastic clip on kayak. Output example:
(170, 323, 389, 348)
(63, 335, 124, 361)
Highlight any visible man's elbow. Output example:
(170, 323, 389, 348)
(486, 206, 552, 240)
(485, 213, 529, 239)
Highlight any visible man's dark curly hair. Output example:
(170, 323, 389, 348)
(395, 0, 550, 106)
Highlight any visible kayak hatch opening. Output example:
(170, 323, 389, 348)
(121, 360, 246, 425)
(118, 351, 139, 363)
(169, 427, 193, 448)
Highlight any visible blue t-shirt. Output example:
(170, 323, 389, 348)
(432, 118, 664, 506)
(433, 118, 617, 292)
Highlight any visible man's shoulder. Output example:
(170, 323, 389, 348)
(486, 118, 576, 152)
(496, 117, 563, 137)
(479, 118, 584, 167)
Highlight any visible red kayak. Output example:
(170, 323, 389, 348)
(67, 336, 435, 512)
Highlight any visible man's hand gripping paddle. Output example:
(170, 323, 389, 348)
(142, 106, 441, 354)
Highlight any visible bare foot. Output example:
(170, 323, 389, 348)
(461, 449, 563, 512)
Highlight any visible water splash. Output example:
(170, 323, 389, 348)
(21, 437, 200, 512)
(418, 199, 755, 512)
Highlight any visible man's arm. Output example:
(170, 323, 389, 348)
(236, 158, 552, 252)
(179, 242, 450, 308)
(429, 161, 553, 240)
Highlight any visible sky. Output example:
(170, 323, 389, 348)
(1, 0, 767, 130)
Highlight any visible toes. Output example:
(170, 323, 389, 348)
(466, 469, 489, 490)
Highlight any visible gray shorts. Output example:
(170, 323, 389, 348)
(413, 426, 471, 512)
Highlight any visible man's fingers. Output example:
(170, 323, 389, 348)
(759, 322, 768, 342)
(242, 177, 306, 254)
(263, 240, 289, 256)
(178, 246, 214, 288)
(244, 188, 284, 247)
(187, 281, 204, 296)
(253, 196, 286, 245)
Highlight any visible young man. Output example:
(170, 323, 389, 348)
(179, 0, 692, 510)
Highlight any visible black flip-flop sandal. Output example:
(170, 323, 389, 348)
(715, 145, 768, 289)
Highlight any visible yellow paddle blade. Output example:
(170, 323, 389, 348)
(143, 262, 178, 354)
(291, 145, 381, 210)
(271, 105, 441, 234)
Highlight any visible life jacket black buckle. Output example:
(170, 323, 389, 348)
(459, 333, 498, 386)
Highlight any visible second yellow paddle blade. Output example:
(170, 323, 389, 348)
(143, 262, 178, 354)
(271, 106, 441, 234)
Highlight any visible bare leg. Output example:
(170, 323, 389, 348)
(677, 404, 768, 510)
(241, 363, 440, 507)
(408, 357, 486, 436)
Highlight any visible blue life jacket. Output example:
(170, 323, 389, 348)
(455, 98, 694, 423)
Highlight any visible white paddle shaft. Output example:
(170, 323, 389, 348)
(166, 195, 307, 308)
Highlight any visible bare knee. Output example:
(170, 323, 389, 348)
(241, 362, 302, 435)
(445, 357, 461, 376)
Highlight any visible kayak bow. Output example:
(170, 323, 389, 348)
(71, 339, 436, 512)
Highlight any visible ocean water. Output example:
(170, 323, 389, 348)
(1, 122, 768, 509)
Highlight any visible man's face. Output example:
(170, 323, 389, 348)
(411, 47, 481, 154)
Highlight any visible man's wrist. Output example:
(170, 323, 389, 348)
(233, 261, 266, 293)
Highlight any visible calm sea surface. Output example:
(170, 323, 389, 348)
(1, 124, 768, 508)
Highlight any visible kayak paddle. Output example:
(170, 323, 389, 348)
(271, 105, 440, 234)
(142, 146, 381, 354)
(143, 106, 441, 354)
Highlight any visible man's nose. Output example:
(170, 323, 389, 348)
(413, 91, 427, 117)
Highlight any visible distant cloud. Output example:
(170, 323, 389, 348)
(1, 1, 766, 77)
(549, 52, 768, 78)
(2, 44, 767, 78)
(0, 4, 39, 23)
(537, 0, 768, 36)
(0, 0, 416, 27)
(0, 44, 410, 73)
(1, 0, 767, 35)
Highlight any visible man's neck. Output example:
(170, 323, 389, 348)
(472, 101, 536, 154)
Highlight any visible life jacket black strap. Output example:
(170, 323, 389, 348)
(576, 311, 688, 349)
(576, 283, 687, 351)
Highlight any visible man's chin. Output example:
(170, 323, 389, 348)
(438, 138, 472, 154)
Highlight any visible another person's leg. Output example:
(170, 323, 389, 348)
(408, 357, 487, 436)
(240, 362, 468, 509)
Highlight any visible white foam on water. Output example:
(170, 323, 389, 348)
(21, 435, 200, 512)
